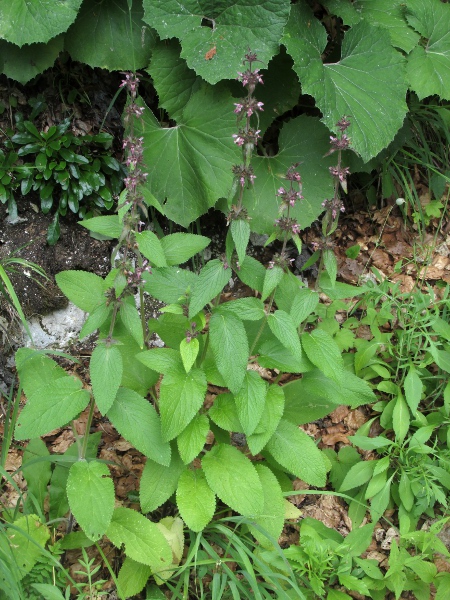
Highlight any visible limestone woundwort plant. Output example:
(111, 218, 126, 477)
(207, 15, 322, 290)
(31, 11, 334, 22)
(11, 57, 375, 597)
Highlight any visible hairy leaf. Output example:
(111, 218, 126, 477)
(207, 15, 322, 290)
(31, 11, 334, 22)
(234, 370, 267, 436)
(177, 414, 210, 464)
(161, 233, 210, 266)
(189, 259, 231, 317)
(249, 465, 285, 548)
(90, 343, 122, 414)
(56, 270, 107, 313)
(209, 312, 248, 394)
(140, 451, 185, 513)
(176, 469, 216, 532)
(247, 384, 285, 455)
(268, 310, 302, 359)
(301, 329, 344, 383)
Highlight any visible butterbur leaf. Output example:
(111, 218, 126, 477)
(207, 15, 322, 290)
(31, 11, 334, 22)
(107, 388, 171, 466)
(302, 329, 344, 383)
(106, 507, 172, 569)
(161, 232, 210, 265)
(90, 343, 122, 414)
(266, 420, 327, 487)
(140, 451, 185, 513)
(117, 557, 151, 599)
(66, 461, 114, 541)
(231, 219, 250, 265)
(180, 338, 199, 373)
(177, 414, 209, 464)
(56, 270, 107, 312)
(120, 298, 144, 349)
(176, 469, 216, 532)
(234, 370, 267, 436)
(262, 265, 284, 301)
(268, 310, 302, 359)
(215, 297, 265, 321)
(159, 367, 207, 441)
(249, 465, 285, 548)
(135, 231, 167, 267)
(209, 312, 248, 394)
(188, 259, 231, 318)
(202, 444, 264, 516)
(247, 385, 284, 455)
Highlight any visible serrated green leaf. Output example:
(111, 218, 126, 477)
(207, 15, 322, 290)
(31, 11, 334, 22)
(79, 215, 122, 238)
(176, 469, 216, 532)
(248, 385, 284, 455)
(208, 392, 244, 433)
(120, 298, 144, 349)
(107, 388, 171, 465)
(117, 557, 151, 600)
(258, 339, 313, 374)
(268, 310, 302, 359)
(282, 373, 338, 426)
(262, 266, 284, 301)
(143, 0, 290, 84)
(136, 348, 183, 374)
(137, 86, 238, 226)
(406, 0, 450, 100)
(202, 444, 264, 516)
(249, 464, 285, 549)
(161, 233, 210, 266)
(233, 370, 267, 436)
(237, 255, 266, 293)
(180, 337, 199, 373)
(143, 267, 198, 304)
(0, 37, 64, 85)
(66, 461, 115, 541)
(209, 312, 248, 394)
(177, 414, 209, 464)
(289, 288, 319, 327)
(266, 420, 327, 487)
(283, 3, 408, 161)
(189, 259, 231, 317)
(65, 0, 154, 70)
(231, 219, 250, 265)
(0, 1, 81, 46)
(56, 270, 107, 312)
(215, 297, 265, 321)
(106, 507, 172, 569)
(90, 343, 122, 414)
(135, 231, 167, 267)
(301, 329, 344, 383)
(79, 302, 113, 340)
(140, 451, 185, 513)
(4, 515, 50, 579)
(159, 367, 207, 441)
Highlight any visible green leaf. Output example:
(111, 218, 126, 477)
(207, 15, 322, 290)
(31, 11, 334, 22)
(65, 0, 154, 70)
(283, 3, 408, 161)
(135, 231, 167, 267)
(404, 366, 422, 414)
(143, 267, 198, 304)
(79, 302, 113, 340)
(289, 288, 319, 327)
(79, 215, 122, 238)
(143, 0, 291, 84)
(262, 266, 284, 301)
(66, 460, 115, 541)
(406, 0, 450, 100)
(4, 515, 50, 579)
(56, 270, 107, 312)
(267, 310, 302, 359)
(247, 385, 284, 455)
(136, 348, 183, 374)
(90, 343, 122, 414)
(266, 420, 327, 487)
(340, 460, 377, 492)
(282, 373, 337, 425)
(237, 255, 265, 293)
(258, 339, 312, 374)
(30, 585, 66, 600)
(231, 219, 250, 265)
(209, 312, 249, 394)
(148, 39, 201, 121)
(22, 439, 51, 513)
(15, 350, 90, 440)
(161, 232, 210, 266)
(177, 413, 209, 464)
(429, 345, 450, 373)
(0, 37, 64, 85)
(0, 1, 81, 46)
(215, 297, 265, 321)
(138, 86, 238, 226)
(249, 464, 285, 548)
(140, 451, 185, 513)
(176, 469, 216, 532)
(392, 394, 410, 444)
(106, 507, 172, 569)
(159, 367, 207, 441)
(120, 298, 144, 349)
(107, 388, 171, 466)
(180, 337, 199, 373)
(208, 392, 244, 433)
(301, 329, 344, 383)
(117, 557, 151, 600)
(189, 259, 231, 317)
(202, 444, 264, 516)
(323, 249, 337, 287)
(234, 370, 267, 436)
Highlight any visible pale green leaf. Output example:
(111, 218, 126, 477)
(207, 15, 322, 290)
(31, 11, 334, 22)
(301, 329, 344, 383)
(209, 312, 248, 394)
(65, 0, 154, 70)
(262, 266, 284, 301)
(231, 219, 250, 265)
(266, 420, 327, 487)
(117, 557, 151, 599)
(4, 515, 50, 579)
(120, 298, 144, 349)
(136, 348, 183, 374)
(0, 0, 82, 46)
(237, 255, 265, 293)
(90, 343, 122, 414)
(188, 259, 231, 318)
(79, 216, 122, 239)
(289, 288, 319, 327)
(215, 297, 265, 321)
(159, 367, 207, 441)
(144, 267, 198, 304)
(106, 507, 172, 569)
(180, 337, 199, 373)
(143, 0, 290, 84)
(323, 249, 337, 287)
(202, 444, 264, 516)
(107, 388, 171, 466)
(258, 339, 313, 374)
(66, 461, 114, 541)
(208, 392, 244, 433)
(340, 460, 377, 492)
(30, 585, 66, 600)
(161, 233, 210, 266)
(79, 302, 112, 339)
(249, 464, 285, 548)
(234, 370, 267, 436)
(404, 366, 422, 414)
(247, 384, 284, 455)
(392, 394, 410, 444)
(0, 37, 64, 84)
(176, 469, 216, 532)
(282, 372, 338, 425)
(22, 439, 51, 513)
(56, 270, 107, 312)
(135, 231, 167, 267)
(140, 452, 185, 513)
(177, 414, 209, 464)
(283, 3, 408, 161)
(268, 310, 302, 359)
